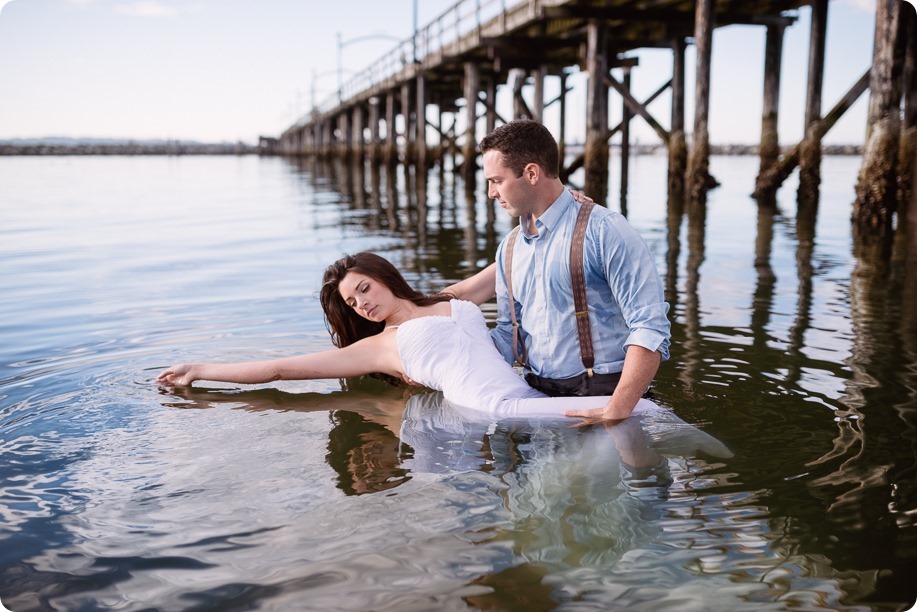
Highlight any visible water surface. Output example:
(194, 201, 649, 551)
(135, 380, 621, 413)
(1, 154, 915, 611)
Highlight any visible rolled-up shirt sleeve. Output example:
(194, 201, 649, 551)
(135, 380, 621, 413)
(624, 308, 671, 361)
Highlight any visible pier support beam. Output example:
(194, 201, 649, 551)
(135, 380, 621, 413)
(385, 91, 397, 164)
(584, 18, 609, 205)
(607, 72, 669, 146)
(402, 81, 415, 163)
(669, 37, 687, 194)
(352, 105, 365, 161)
(485, 79, 498, 135)
(532, 65, 546, 122)
(558, 72, 568, 167)
(686, 0, 716, 204)
(338, 113, 351, 158)
(463, 61, 480, 181)
(799, 0, 829, 204)
(754, 70, 871, 198)
(855, 0, 906, 233)
(511, 69, 533, 119)
(323, 120, 333, 157)
(620, 66, 633, 215)
(759, 24, 786, 182)
(417, 73, 428, 172)
(369, 97, 382, 164)
(898, 4, 917, 208)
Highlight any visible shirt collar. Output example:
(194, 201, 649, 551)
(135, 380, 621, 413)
(520, 188, 573, 240)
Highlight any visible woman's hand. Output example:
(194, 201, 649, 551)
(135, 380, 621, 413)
(568, 189, 594, 204)
(156, 363, 197, 386)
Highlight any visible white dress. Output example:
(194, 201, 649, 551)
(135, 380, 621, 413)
(395, 299, 655, 418)
(396, 300, 733, 459)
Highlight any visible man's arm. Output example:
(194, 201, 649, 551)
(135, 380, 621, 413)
(568, 213, 669, 422)
(442, 263, 496, 305)
(565, 345, 660, 422)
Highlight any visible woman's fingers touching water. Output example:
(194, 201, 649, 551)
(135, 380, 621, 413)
(156, 363, 194, 386)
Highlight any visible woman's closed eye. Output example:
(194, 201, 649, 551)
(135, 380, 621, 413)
(346, 283, 370, 309)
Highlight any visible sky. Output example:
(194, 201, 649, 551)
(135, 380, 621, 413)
(0, 0, 902, 146)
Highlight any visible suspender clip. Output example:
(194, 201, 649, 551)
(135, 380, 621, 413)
(586, 368, 594, 377)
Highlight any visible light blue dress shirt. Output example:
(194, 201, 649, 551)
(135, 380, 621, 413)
(492, 189, 671, 379)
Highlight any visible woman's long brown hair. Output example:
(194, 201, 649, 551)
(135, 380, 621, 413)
(320, 252, 453, 349)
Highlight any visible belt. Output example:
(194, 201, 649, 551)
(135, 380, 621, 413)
(525, 370, 622, 398)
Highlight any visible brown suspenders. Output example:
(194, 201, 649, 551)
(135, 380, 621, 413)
(504, 224, 526, 367)
(570, 202, 596, 375)
(503, 201, 596, 373)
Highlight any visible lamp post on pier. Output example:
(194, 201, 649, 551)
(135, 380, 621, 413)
(336, 31, 403, 102)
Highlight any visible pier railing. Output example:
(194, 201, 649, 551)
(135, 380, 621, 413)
(313, 0, 514, 116)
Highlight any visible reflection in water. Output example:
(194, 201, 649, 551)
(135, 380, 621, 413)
(150, 386, 891, 610)
(820, 218, 917, 537)
(751, 200, 777, 359)
(664, 184, 685, 307)
(290, 157, 917, 569)
(786, 187, 816, 393)
(290, 155, 502, 292)
(327, 410, 411, 496)
(2, 154, 915, 609)
(677, 194, 707, 396)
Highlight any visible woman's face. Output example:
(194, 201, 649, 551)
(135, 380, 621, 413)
(338, 271, 396, 322)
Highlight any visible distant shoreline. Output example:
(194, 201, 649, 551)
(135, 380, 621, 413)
(0, 141, 257, 156)
(0, 140, 863, 157)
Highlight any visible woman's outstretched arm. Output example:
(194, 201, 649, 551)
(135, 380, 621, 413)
(156, 332, 399, 387)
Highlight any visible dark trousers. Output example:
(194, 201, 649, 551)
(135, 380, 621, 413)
(525, 371, 622, 397)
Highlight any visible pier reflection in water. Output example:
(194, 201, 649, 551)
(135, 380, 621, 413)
(0, 153, 914, 610)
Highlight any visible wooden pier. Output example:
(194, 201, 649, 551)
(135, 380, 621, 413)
(274, 0, 917, 235)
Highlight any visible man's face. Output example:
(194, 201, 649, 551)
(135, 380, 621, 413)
(483, 150, 533, 218)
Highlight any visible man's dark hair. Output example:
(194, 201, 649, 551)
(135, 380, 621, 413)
(480, 119, 560, 179)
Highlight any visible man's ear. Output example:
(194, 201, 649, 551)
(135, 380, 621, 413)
(523, 162, 540, 184)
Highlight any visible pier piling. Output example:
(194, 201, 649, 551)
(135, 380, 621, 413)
(685, 0, 716, 205)
(620, 66, 633, 215)
(385, 91, 397, 165)
(463, 61, 480, 180)
(759, 24, 785, 182)
(855, 0, 906, 233)
(669, 37, 687, 195)
(417, 74, 428, 172)
(897, 3, 916, 208)
(585, 18, 609, 205)
(799, 0, 829, 205)
(274, 0, 905, 241)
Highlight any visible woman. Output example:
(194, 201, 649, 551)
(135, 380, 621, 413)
(157, 252, 657, 420)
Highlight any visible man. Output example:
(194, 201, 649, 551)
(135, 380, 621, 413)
(450, 119, 670, 422)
